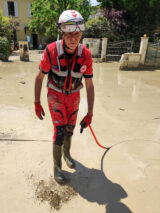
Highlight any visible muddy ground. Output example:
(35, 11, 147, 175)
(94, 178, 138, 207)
(0, 52, 160, 213)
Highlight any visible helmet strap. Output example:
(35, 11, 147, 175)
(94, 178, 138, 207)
(63, 39, 72, 50)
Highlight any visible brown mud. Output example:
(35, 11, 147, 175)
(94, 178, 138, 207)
(34, 177, 77, 210)
(0, 51, 160, 213)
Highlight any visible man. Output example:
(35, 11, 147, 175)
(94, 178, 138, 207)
(34, 10, 94, 184)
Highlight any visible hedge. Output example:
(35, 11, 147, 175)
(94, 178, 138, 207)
(0, 37, 10, 61)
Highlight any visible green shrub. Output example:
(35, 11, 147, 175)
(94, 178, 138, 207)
(0, 37, 10, 61)
(83, 17, 123, 41)
(0, 10, 13, 41)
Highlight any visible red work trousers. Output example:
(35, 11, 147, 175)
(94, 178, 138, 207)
(47, 88, 80, 145)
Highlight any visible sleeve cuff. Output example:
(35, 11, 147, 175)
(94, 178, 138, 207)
(83, 74, 93, 78)
(39, 65, 49, 74)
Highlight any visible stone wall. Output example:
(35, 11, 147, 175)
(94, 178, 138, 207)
(119, 37, 149, 70)
(82, 38, 108, 62)
(83, 38, 101, 57)
(83, 36, 150, 69)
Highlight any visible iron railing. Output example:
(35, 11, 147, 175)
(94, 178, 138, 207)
(106, 40, 134, 61)
(145, 42, 160, 66)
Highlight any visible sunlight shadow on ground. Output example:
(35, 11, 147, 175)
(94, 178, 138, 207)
(64, 159, 133, 213)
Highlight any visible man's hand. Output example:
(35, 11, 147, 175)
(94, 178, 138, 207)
(34, 102, 45, 120)
(80, 114, 92, 133)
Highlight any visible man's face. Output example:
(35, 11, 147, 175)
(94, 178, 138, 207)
(63, 31, 82, 52)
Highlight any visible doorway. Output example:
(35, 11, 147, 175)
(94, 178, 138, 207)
(32, 34, 38, 49)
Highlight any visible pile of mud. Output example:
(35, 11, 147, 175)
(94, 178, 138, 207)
(34, 177, 77, 210)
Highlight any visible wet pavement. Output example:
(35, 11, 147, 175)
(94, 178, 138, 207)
(0, 52, 160, 213)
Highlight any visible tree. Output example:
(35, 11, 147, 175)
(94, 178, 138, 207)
(97, 0, 124, 10)
(103, 8, 127, 34)
(84, 17, 108, 38)
(97, 0, 160, 40)
(83, 16, 125, 41)
(29, 0, 93, 38)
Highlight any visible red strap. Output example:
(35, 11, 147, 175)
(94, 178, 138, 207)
(63, 50, 77, 91)
(68, 58, 77, 90)
(63, 67, 68, 91)
(69, 76, 72, 90)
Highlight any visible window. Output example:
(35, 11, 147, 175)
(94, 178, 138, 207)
(4, 1, 18, 17)
(28, 3, 32, 17)
(8, 1, 15, 16)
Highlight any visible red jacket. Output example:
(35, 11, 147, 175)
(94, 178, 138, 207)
(39, 40, 93, 94)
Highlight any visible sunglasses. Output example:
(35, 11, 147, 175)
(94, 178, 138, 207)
(59, 21, 85, 32)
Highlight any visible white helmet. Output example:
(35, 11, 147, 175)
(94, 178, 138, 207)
(57, 10, 85, 32)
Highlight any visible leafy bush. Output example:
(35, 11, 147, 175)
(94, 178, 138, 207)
(83, 17, 109, 39)
(0, 10, 13, 41)
(0, 37, 10, 61)
(83, 17, 124, 41)
(0, 11, 15, 60)
(103, 8, 127, 34)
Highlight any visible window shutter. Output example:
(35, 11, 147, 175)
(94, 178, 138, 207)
(4, 1, 8, 16)
(28, 3, 31, 17)
(14, 1, 18, 17)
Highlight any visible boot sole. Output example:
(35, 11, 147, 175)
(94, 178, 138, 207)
(67, 163, 75, 169)
(55, 177, 66, 185)
(63, 156, 76, 169)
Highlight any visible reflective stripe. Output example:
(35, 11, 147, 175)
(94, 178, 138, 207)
(47, 82, 83, 94)
(56, 40, 83, 57)
(51, 68, 68, 77)
(57, 56, 61, 71)
(70, 84, 83, 93)
(47, 82, 62, 92)
(52, 65, 59, 69)
(71, 70, 82, 78)
(52, 40, 84, 91)
(56, 40, 64, 56)
(78, 43, 83, 56)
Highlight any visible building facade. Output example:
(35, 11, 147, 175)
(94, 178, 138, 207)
(0, 0, 45, 49)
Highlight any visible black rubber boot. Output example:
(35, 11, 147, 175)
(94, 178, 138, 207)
(63, 135, 75, 169)
(53, 144, 65, 184)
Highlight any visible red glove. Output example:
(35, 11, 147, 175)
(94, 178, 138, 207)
(80, 114, 92, 133)
(34, 102, 45, 120)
